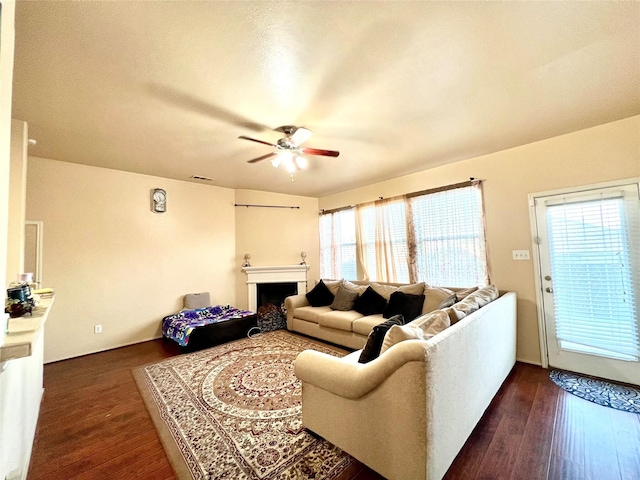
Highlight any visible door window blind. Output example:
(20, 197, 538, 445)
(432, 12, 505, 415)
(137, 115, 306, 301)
(546, 187, 640, 359)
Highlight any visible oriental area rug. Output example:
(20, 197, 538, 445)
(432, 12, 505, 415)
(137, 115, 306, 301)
(133, 330, 355, 480)
(550, 369, 640, 414)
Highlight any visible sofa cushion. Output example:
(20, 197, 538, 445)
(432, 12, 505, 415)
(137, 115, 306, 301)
(380, 310, 450, 354)
(353, 286, 387, 316)
(306, 280, 334, 307)
(370, 282, 425, 301)
(446, 285, 499, 325)
(455, 286, 479, 302)
(323, 279, 344, 296)
(358, 314, 405, 363)
(319, 309, 363, 332)
(383, 291, 425, 322)
(294, 305, 332, 324)
(352, 314, 386, 336)
(343, 280, 368, 295)
(422, 286, 456, 314)
(330, 285, 360, 311)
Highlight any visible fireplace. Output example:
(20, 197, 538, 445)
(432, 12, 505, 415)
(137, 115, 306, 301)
(256, 282, 298, 310)
(242, 265, 310, 312)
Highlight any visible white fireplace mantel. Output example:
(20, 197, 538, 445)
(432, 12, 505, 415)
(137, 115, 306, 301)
(242, 265, 310, 312)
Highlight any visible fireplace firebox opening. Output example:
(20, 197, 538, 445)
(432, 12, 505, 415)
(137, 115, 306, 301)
(256, 282, 298, 331)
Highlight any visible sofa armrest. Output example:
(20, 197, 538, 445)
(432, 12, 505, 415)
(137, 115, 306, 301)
(294, 340, 427, 399)
(284, 293, 309, 328)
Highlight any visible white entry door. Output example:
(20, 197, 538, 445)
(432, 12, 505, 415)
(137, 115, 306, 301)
(532, 180, 640, 386)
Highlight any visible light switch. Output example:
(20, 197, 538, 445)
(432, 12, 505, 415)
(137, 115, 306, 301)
(512, 250, 530, 260)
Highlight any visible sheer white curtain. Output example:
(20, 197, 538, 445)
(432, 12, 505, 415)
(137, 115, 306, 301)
(319, 208, 356, 280)
(356, 198, 409, 283)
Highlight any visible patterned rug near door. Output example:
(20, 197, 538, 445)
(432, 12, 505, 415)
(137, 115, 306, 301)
(133, 330, 355, 480)
(550, 369, 640, 414)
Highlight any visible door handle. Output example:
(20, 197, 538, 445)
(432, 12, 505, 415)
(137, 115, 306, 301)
(545, 287, 553, 293)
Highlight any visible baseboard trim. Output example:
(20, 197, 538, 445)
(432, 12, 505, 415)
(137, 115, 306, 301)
(517, 357, 543, 367)
(44, 335, 165, 364)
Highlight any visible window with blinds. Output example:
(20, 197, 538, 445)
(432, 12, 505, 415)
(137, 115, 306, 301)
(409, 184, 488, 287)
(319, 208, 357, 280)
(546, 186, 640, 360)
(319, 181, 489, 286)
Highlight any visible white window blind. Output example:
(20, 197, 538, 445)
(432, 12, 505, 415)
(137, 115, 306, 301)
(409, 184, 488, 287)
(319, 208, 357, 280)
(546, 186, 640, 359)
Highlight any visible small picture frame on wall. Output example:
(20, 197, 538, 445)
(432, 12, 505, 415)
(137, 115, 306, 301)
(151, 188, 167, 213)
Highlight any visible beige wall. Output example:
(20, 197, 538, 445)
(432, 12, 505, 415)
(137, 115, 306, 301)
(6, 119, 27, 284)
(234, 189, 320, 310)
(0, 4, 37, 480)
(0, 0, 16, 301)
(26, 157, 237, 363)
(320, 115, 640, 365)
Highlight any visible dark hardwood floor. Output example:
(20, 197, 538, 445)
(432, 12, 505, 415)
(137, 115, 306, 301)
(27, 339, 640, 480)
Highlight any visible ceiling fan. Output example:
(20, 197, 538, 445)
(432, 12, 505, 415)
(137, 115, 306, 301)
(238, 126, 339, 173)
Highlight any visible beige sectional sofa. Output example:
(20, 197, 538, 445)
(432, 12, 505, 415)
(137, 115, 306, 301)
(285, 279, 461, 350)
(293, 286, 517, 480)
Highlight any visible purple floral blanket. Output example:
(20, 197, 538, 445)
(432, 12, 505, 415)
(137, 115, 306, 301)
(162, 305, 254, 347)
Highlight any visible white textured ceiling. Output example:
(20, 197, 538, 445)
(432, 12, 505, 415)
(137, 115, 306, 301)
(12, 1, 640, 197)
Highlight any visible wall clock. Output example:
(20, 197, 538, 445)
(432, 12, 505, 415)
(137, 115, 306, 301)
(151, 188, 167, 213)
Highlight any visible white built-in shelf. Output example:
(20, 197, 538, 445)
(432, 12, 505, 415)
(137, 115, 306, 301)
(1, 296, 54, 362)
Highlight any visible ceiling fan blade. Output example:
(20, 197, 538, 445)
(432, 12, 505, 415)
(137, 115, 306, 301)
(290, 127, 312, 146)
(300, 147, 340, 157)
(247, 152, 277, 164)
(238, 135, 276, 147)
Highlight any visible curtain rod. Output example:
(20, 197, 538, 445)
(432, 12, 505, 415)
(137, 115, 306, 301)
(234, 204, 300, 209)
(320, 178, 482, 214)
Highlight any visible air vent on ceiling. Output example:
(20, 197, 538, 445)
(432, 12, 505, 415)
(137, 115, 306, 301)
(190, 175, 214, 182)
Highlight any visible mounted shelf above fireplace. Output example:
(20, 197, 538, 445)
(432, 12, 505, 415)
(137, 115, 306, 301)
(242, 265, 310, 312)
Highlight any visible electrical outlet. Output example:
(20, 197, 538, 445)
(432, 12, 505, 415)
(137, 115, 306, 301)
(512, 250, 530, 261)
(94, 324, 102, 334)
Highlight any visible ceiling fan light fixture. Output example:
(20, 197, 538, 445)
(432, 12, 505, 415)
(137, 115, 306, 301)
(240, 125, 338, 175)
(285, 161, 297, 173)
(294, 155, 308, 170)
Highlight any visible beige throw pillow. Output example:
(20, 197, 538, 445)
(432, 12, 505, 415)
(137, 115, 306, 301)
(446, 285, 499, 325)
(321, 279, 344, 296)
(422, 286, 456, 314)
(343, 280, 368, 295)
(379, 310, 450, 354)
(455, 286, 479, 302)
(371, 282, 425, 301)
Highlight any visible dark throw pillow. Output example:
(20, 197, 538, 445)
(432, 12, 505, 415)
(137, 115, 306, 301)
(353, 286, 388, 316)
(305, 280, 334, 307)
(383, 291, 426, 323)
(330, 285, 359, 311)
(358, 314, 405, 363)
